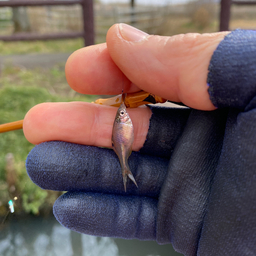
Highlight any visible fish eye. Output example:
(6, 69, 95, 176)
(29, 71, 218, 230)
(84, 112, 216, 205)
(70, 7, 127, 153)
(120, 111, 125, 115)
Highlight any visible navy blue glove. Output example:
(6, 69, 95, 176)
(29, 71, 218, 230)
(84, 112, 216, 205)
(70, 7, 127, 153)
(26, 29, 256, 256)
(26, 106, 191, 239)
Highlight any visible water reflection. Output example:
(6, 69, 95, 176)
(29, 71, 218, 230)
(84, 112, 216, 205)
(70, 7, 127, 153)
(0, 214, 182, 256)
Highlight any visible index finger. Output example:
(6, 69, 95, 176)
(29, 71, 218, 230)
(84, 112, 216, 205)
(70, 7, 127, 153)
(65, 43, 140, 95)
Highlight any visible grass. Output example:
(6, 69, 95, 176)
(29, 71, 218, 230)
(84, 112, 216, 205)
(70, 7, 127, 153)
(0, 38, 84, 55)
(230, 19, 256, 30)
(160, 16, 219, 36)
(1, 63, 68, 96)
(0, 86, 59, 216)
(0, 64, 97, 101)
(0, 65, 97, 217)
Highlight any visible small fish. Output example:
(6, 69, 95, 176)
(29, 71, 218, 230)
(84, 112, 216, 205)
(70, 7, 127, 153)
(112, 94, 138, 191)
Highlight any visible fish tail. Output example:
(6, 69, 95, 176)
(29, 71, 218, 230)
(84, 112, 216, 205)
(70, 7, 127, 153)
(122, 166, 138, 192)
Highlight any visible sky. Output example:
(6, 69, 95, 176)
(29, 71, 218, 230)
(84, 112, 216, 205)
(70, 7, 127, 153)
(99, 0, 193, 6)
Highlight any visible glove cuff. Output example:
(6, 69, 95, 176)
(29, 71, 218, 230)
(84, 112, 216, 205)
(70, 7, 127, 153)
(208, 29, 256, 109)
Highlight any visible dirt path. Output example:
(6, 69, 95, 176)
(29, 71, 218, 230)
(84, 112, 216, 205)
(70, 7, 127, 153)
(0, 52, 72, 69)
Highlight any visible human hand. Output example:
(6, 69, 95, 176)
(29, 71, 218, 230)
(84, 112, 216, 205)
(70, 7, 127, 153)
(23, 24, 228, 148)
(24, 25, 256, 255)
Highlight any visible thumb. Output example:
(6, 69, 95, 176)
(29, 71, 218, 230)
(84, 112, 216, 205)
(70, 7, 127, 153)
(106, 24, 229, 110)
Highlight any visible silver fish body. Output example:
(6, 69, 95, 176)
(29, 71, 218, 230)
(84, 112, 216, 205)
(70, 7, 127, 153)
(112, 99, 137, 191)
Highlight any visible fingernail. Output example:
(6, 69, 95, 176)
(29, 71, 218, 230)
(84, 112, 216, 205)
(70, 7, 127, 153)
(119, 23, 148, 42)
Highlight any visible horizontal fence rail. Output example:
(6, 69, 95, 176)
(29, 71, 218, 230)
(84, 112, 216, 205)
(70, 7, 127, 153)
(0, 0, 94, 46)
(0, 1, 83, 7)
(0, 3, 170, 45)
(232, 0, 256, 4)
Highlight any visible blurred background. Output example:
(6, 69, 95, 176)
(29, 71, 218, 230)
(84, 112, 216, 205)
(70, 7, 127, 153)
(0, 0, 255, 255)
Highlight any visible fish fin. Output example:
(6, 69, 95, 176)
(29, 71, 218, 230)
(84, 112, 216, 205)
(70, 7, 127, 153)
(122, 167, 138, 192)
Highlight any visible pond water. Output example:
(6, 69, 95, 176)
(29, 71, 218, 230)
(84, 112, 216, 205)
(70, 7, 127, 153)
(0, 213, 182, 256)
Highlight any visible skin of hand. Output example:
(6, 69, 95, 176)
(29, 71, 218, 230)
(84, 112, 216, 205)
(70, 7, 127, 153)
(23, 23, 229, 147)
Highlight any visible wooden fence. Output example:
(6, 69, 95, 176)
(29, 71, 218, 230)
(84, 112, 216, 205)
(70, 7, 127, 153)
(0, 4, 170, 44)
(0, 0, 94, 46)
(220, 0, 256, 31)
(0, 1, 254, 46)
(95, 5, 169, 42)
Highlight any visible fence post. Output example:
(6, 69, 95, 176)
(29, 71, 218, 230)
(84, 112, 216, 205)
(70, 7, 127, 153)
(82, 0, 94, 46)
(130, 0, 135, 25)
(219, 0, 231, 31)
